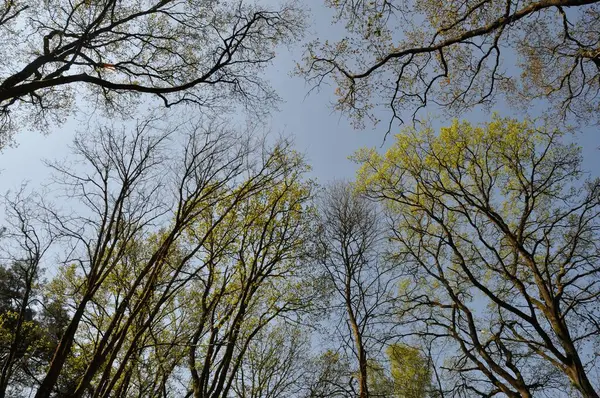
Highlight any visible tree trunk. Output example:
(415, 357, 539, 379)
(345, 277, 369, 398)
(566, 358, 600, 398)
(0, 276, 33, 398)
(34, 298, 89, 398)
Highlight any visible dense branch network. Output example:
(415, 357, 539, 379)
(301, 0, 600, 133)
(0, 0, 304, 145)
(355, 117, 600, 397)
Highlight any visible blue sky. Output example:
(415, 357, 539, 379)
(0, 1, 597, 192)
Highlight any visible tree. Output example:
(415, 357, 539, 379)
(387, 344, 433, 398)
(180, 142, 315, 398)
(231, 323, 310, 398)
(367, 344, 435, 398)
(355, 117, 600, 397)
(0, 189, 68, 398)
(313, 182, 399, 398)
(12, 116, 315, 398)
(304, 350, 356, 398)
(301, 0, 600, 132)
(0, 0, 304, 146)
(0, 264, 60, 398)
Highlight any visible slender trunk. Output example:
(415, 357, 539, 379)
(510, 235, 598, 398)
(348, 308, 369, 398)
(113, 366, 133, 398)
(34, 297, 89, 398)
(518, 388, 532, 398)
(71, 236, 177, 398)
(0, 276, 33, 397)
(70, 290, 138, 397)
(345, 275, 368, 398)
(208, 301, 249, 398)
(548, 303, 599, 398)
(188, 326, 204, 398)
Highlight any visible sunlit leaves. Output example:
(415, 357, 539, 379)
(354, 116, 600, 396)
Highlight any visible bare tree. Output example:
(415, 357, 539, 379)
(35, 119, 172, 398)
(314, 182, 399, 398)
(231, 323, 310, 398)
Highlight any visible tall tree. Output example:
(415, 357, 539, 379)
(231, 323, 310, 398)
(0, 189, 67, 398)
(314, 182, 399, 398)
(387, 344, 433, 398)
(367, 343, 435, 398)
(0, 0, 304, 146)
(181, 142, 314, 398)
(301, 0, 600, 132)
(20, 116, 314, 398)
(355, 117, 600, 397)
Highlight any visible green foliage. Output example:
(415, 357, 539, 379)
(0, 264, 68, 394)
(2, 113, 599, 397)
(353, 116, 600, 397)
(387, 344, 432, 398)
(301, 0, 600, 130)
(365, 345, 432, 398)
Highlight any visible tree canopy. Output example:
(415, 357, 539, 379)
(301, 0, 600, 131)
(354, 116, 600, 397)
(0, 0, 304, 146)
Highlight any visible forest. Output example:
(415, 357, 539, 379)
(0, 0, 599, 397)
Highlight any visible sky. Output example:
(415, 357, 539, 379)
(0, 1, 598, 193)
(0, 2, 376, 190)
